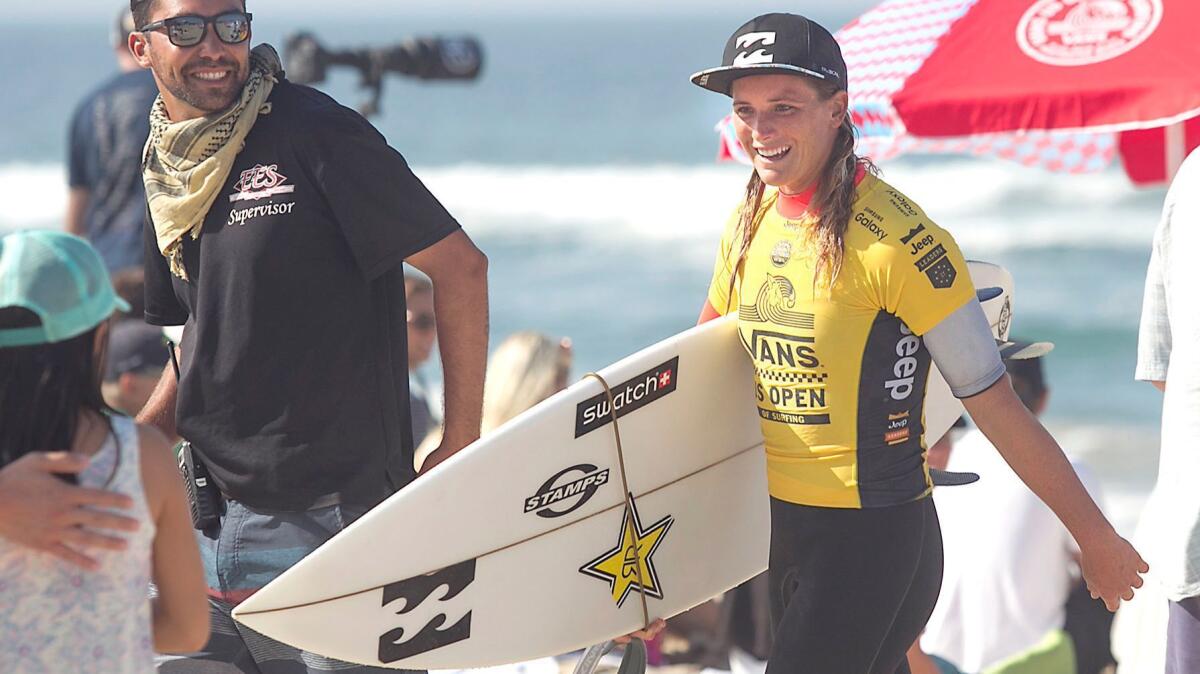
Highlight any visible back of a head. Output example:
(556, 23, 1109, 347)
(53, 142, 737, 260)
(404, 272, 433, 298)
(110, 266, 146, 321)
(0, 231, 127, 471)
(1005, 354, 1047, 414)
(113, 6, 136, 49)
(482, 331, 572, 434)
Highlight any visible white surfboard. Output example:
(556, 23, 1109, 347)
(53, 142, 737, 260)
(232, 261, 1015, 669)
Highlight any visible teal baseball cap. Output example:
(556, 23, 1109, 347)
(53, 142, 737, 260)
(0, 230, 130, 348)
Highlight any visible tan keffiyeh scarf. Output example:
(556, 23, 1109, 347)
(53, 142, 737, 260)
(142, 44, 283, 280)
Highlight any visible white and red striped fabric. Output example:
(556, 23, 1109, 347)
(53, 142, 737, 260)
(717, 0, 1200, 186)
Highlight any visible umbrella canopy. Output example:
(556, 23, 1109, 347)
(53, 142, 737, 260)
(715, 0, 1200, 186)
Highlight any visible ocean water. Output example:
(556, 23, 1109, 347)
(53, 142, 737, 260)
(0, 12, 1165, 534)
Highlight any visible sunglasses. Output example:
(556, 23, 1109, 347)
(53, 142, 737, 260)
(408, 312, 436, 332)
(140, 11, 253, 48)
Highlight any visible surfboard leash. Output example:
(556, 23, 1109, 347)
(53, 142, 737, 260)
(584, 372, 652, 632)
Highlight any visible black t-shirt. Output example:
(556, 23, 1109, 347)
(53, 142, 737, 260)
(68, 69, 158, 271)
(143, 81, 460, 511)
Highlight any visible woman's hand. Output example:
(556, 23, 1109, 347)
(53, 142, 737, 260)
(613, 617, 666, 645)
(1078, 529, 1149, 611)
(0, 452, 138, 569)
(962, 378, 1148, 612)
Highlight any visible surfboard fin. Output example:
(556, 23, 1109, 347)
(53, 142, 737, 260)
(572, 641, 615, 674)
(617, 638, 648, 674)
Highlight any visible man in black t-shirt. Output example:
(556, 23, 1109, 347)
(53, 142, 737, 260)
(129, 1, 488, 672)
(66, 7, 159, 271)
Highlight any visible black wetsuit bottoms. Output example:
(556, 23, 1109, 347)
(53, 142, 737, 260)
(766, 496, 943, 674)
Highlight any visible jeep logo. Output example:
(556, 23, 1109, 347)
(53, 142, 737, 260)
(885, 323, 921, 401)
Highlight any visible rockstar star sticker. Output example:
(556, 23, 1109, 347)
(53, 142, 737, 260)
(579, 499, 673, 607)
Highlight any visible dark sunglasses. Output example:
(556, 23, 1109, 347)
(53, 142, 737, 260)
(140, 11, 252, 48)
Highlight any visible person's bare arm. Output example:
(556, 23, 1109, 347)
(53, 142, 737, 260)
(698, 300, 721, 325)
(0, 452, 138, 569)
(1149, 380, 1166, 393)
(962, 375, 1147, 610)
(139, 425, 209, 652)
(405, 230, 488, 474)
(66, 187, 89, 237)
(136, 344, 180, 440)
(906, 641, 942, 674)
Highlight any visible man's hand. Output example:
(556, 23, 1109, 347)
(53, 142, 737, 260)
(1079, 529, 1149, 611)
(613, 618, 666, 645)
(406, 230, 489, 473)
(417, 436, 476, 476)
(0, 452, 140, 570)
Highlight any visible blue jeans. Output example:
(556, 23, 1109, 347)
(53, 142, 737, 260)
(157, 499, 421, 674)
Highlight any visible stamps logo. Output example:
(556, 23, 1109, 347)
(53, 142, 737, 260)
(377, 560, 475, 664)
(1017, 0, 1162, 67)
(524, 465, 610, 518)
(997, 297, 1013, 341)
(229, 164, 296, 203)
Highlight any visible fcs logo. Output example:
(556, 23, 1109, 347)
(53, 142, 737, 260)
(229, 164, 296, 203)
(377, 560, 475, 664)
(732, 32, 777, 65)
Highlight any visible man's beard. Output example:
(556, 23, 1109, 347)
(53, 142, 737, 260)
(160, 61, 249, 114)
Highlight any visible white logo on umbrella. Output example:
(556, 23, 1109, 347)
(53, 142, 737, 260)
(733, 32, 777, 66)
(1017, 0, 1162, 67)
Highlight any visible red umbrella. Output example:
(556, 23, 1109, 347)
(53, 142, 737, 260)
(716, 0, 1200, 186)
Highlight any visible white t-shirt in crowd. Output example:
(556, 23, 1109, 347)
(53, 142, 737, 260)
(1135, 146, 1200, 602)
(921, 429, 1103, 673)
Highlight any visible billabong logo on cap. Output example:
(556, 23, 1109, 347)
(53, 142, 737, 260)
(732, 32, 777, 66)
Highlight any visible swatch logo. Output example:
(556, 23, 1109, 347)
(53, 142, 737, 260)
(575, 358, 679, 438)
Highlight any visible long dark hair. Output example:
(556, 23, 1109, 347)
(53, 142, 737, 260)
(726, 79, 877, 307)
(0, 307, 117, 483)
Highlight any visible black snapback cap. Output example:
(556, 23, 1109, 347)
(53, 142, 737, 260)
(691, 13, 848, 96)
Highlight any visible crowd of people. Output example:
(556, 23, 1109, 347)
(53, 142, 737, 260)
(0, 2, 1194, 674)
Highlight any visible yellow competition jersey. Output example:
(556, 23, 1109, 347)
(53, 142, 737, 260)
(707, 174, 975, 508)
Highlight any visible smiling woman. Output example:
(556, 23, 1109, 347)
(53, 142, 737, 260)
(689, 12, 1147, 674)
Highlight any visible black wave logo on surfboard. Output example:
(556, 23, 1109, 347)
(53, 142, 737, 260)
(574, 357, 679, 438)
(524, 464, 610, 518)
(377, 559, 475, 664)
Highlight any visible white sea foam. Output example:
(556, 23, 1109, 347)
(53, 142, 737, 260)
(0, 159, 1163, 255)
(0, 160, 1159, 533)
(0, 163, 67, 232)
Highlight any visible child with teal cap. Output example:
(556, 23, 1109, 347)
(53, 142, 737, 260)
(0, 230, 208, 673)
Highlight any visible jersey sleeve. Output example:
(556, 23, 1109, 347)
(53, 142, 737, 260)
(142, 210, 189, 327)
(705, 208, 744, 315)
(872, 218, 975, 336)
(298, 106, 461, 280)
(1135, 206, 1171, 382)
